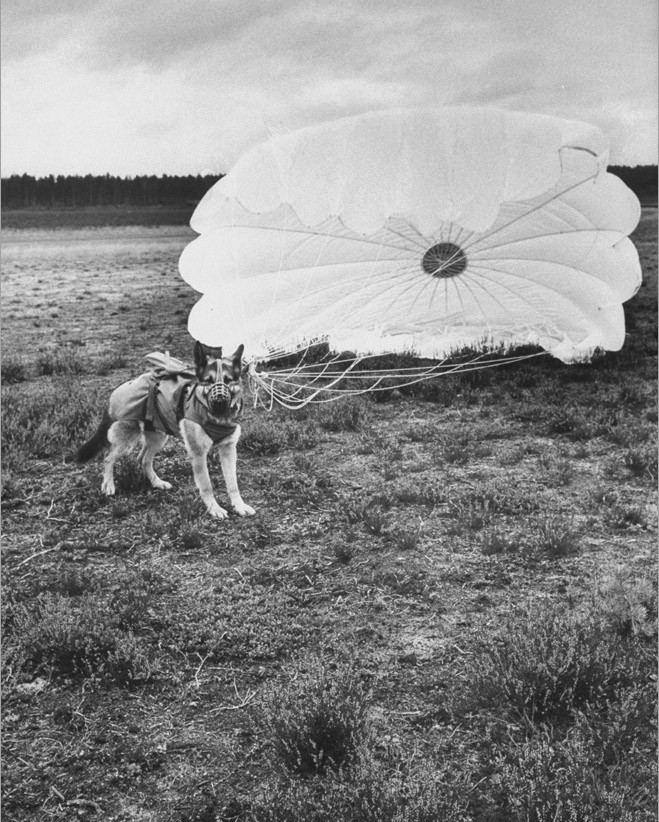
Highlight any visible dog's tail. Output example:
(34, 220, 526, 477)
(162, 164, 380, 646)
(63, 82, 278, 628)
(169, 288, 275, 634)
(66, 410, 112, 463)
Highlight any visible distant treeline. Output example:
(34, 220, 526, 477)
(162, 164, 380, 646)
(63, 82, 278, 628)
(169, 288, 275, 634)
(0, 174, 224, 209)
(609, 166, 657, 203)
(1, 166, 656, 209)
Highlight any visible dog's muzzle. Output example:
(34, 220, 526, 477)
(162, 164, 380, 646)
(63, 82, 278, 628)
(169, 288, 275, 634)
(207, 382, 232, 415)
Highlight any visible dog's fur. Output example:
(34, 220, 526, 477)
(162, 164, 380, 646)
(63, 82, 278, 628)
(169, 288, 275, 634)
(71, 342, 255, 520)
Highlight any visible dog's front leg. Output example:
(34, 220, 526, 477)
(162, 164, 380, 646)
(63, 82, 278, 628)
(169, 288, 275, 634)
(218, 426, 255, 517)
(180, 420, 228, 519)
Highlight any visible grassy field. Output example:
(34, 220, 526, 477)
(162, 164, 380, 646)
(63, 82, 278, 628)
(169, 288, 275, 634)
(1, 212, 657, 821)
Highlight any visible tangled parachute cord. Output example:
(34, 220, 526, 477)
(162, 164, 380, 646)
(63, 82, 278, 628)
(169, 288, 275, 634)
(247, 347, 546, 410)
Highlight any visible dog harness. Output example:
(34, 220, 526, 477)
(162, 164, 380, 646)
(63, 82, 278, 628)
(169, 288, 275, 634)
(141, 373, 240, 443)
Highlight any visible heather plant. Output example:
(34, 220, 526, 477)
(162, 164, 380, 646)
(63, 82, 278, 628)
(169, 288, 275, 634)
(258, 663, 370, 777)
(242, 755, 471, 822)
(5, 593, 152, 684)
(362, 503, 388, 536)
(35, 347, 87, 376)
(455, 606, 649, 725)
(499, 724, 655, 822)
(604, 503, 647, 531)
(1, 378, 104, 467)
(95, 352, 129, 375)
(310, 397, 370, 432)
(1, 355, 29, 384)
(531, 515, 580, 557)
(481, 526, 517, 555)
(623, 445, 658, 480)
(542, 406, 616, 441)
(539, 456, 575, 487)
(597, 570, 657, 641)
(390, 478, 443, 507)
(240, 416, 319, 455)
(387, 518, 424, 550)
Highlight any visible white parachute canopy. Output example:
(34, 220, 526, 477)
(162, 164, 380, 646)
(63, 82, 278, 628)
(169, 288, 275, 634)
(180, 107, 641, 365)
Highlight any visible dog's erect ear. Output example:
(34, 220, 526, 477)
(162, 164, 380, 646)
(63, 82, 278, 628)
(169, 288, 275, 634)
(231, 344, 244, 379)
(194, 341, 208, 379)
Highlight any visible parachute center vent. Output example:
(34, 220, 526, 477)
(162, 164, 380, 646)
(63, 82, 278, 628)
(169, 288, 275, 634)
(422, 242, 467, 278)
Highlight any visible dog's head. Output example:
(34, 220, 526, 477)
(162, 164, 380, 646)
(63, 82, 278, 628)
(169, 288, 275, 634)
(194, 341, 245, 419)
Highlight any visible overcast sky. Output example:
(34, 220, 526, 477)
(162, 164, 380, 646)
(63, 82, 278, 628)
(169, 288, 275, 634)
(2, 0, 657, 176)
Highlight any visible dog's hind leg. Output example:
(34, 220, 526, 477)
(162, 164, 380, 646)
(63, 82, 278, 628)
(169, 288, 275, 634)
(138, 429, 172, 491)
(102, 421, 141, 496)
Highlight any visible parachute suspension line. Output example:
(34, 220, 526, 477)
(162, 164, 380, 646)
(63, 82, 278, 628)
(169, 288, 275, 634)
(247, 351, 547, 410)
(267, 349, 547, 377)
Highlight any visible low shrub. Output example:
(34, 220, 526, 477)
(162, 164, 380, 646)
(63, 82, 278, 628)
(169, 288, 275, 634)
(178, 526, 205, 551)
(481, 526, 517, 555)
(241, 417, 319, 455)
(5, 593, 152, 684)
(531, 516, 580, 557)
(499, 721, 656, 822)
(258, 663, 370, 777)
(387, 519, 424, 551)
(441, 438, 473, 465)
(538, 456, 575, 487)
(96, 352, 129, 375)
(239, 417, 289, 455)
(604, 504, 647, 531)
(541, 406, 616, 441)
(391, 478, 444, 507)
(36, 348, 87, 376)
(455, 606, 650, 726)
(311, 398, 370, 433)
(241, 756, 471, 822)
(164, 584, 315, 663)
(333, 539, 357, 564)
(597, 570, 657, 641)
(1, 356, 29, 384)
(362, 503, 389, 536)
(404, 422, 438, 443)
(1, 379, 104, 467)
(453, 482, 540, 519)
(448, 482, 539, 535)
(623, 446, 658, 481)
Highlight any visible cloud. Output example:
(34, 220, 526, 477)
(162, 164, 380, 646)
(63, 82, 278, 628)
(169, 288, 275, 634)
(1, 0, 656, 174)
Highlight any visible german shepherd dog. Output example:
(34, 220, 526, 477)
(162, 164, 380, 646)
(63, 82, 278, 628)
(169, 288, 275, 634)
(71, 342, 255, 519)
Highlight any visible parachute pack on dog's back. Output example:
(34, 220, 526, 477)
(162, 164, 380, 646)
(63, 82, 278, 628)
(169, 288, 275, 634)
(113, 352, 238, 442)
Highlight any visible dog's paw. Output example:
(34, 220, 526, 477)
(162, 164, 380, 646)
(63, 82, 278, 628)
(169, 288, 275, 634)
(151, 478, 172, 491)
(207, 501, 229, 519)
(101, 479, 116, 496)
(232, 501, 256, 517)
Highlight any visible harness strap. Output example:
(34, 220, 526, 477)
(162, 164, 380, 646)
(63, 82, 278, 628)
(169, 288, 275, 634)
(144, 375, 159, 431)
(177, 382, 194, 424)
(145, 374, 193, 437)
(144, 373, 242, 441)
